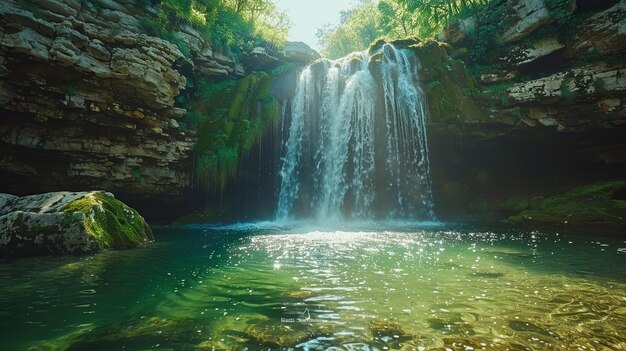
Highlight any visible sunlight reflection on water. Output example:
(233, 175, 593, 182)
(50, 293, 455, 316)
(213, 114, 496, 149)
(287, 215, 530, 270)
(0, 223, 625, 350)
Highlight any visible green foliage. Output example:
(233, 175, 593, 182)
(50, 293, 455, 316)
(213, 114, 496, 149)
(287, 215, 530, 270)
(469, 1, 505, 63)
(426, 80, 442, 89)
(185, 71, 284, 190)
(483, 82, 514, 105)
(184, 110, 209, 130)
(196, 146, 239, 188)
(593, 78, 606, 93)
(197, 78, 238, 100)
(317, 0, 490, 58)
(61, 85, 79, 96)
(560, 76, 577, 101)
(136, 0, 289, 53)
(504, 196, 530, 211)
(130, 167, 144, 183)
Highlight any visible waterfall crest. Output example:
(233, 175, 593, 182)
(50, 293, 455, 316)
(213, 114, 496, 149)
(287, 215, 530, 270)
(277, 44, 435, 221)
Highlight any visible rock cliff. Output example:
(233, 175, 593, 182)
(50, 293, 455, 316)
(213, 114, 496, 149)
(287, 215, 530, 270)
(425, 0, 626, 227)
(0, 0, 191, 217)
(0, 0, 315, 219)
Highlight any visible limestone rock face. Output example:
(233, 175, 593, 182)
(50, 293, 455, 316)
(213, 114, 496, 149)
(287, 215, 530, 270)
(498, 0, 574, 44)
(175, 25, 244, 78)
(241, 41, 321, 72)
(0, 0, 245, 216)
(571, 1, 626, 56)
(434, 1, 626, 134)
(282, 41, 321, 63)
(426, 0, 626, 225)
(500, 36, 564, 67)
(241, 46, 281, 71)
(489, 1, 626, 133)
(508, 64, 626, 105)
(0, 191, 153, 259)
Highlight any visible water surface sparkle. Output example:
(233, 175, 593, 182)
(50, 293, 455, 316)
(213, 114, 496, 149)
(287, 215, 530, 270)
(0, 222, 624, 350)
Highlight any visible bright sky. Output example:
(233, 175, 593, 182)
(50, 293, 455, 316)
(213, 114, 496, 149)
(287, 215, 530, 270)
(274, 0, 355, 52)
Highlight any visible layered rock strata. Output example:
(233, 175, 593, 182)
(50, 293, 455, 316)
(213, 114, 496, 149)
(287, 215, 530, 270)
(0, 0, 247, 217)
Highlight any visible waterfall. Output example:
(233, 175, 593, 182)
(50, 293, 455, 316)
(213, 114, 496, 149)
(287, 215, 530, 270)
(277, 44, 435, 221)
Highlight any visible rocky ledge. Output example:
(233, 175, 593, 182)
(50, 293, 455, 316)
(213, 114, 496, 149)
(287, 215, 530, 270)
(0, 191, 153, 259)
(507, 181, 626, 233)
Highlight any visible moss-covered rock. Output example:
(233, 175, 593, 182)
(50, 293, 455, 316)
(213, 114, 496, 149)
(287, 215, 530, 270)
(410, 40, 485, 126)
(507, 181, 626, 232)
(0, 191, 153, 259)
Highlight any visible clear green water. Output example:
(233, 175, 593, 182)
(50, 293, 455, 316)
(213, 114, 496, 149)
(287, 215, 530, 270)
(1, 222, 625, 351)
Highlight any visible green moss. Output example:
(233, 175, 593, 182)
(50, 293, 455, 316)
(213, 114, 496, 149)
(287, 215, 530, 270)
(504, 196, 530, 212)
(560, 76, 577, 101)
(426, 80, 441, 89)
(507, 181, 626, 229)
(368, 38, 388, 55)
(593, 78, 606, 93)
(62, 193, 153, 249)
(61, 85, 79, 96)
(130, 167, 143, 183)
(409, 40, 485, 124)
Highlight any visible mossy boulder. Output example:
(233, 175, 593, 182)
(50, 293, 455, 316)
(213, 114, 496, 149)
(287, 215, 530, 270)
(507, 181, 626, 232)
(0, 191, 153, 259)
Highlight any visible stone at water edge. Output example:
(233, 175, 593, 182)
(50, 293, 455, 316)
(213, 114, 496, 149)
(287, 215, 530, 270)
(0, 191, 153, 259)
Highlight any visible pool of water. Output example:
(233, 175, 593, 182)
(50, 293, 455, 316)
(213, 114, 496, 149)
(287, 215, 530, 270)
(0, 222, 625, 351)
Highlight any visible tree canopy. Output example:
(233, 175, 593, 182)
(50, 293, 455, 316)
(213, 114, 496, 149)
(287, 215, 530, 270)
(316, 0, 491, 59)
(140, 0, 290, 54)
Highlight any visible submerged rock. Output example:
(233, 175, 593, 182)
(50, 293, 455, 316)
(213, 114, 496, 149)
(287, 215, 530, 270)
(243, 320, 318, 347)
(369, 318, 406, 338)
(0, 191, 153, 259)
(57, 315, 202, 351)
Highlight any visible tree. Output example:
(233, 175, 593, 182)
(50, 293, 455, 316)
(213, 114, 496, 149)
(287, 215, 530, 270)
(317, 0, 492, 58)
(316, 0, 383, 59)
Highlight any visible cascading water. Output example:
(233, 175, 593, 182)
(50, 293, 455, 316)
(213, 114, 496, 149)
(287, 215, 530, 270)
(277, 44, 435, 221)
